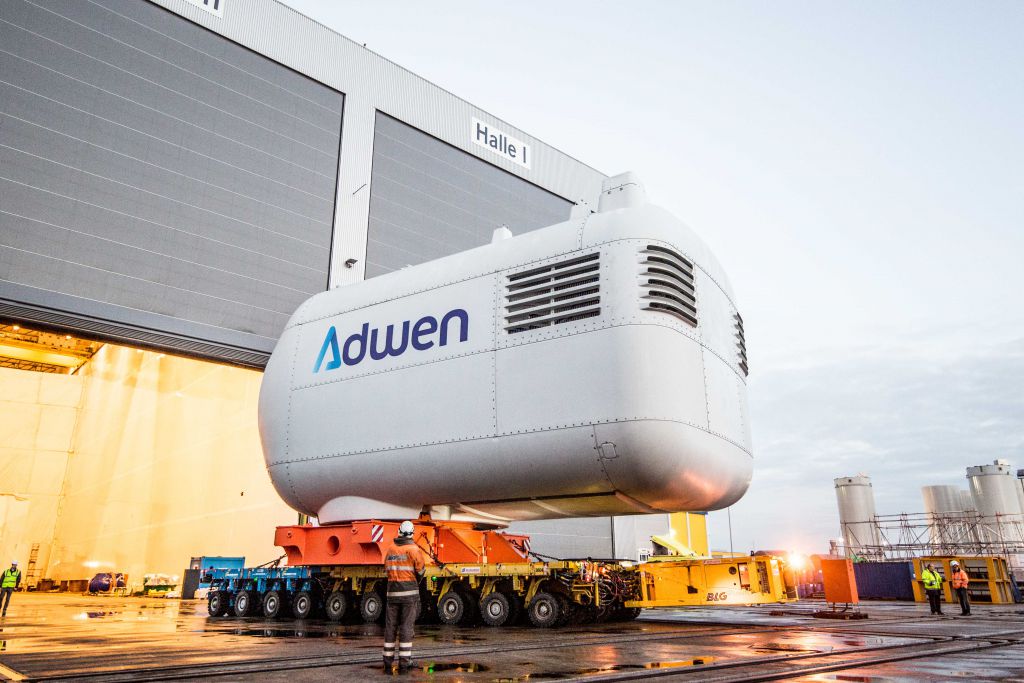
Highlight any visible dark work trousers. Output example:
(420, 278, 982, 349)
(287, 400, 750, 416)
(383, 597, 419, 666)
(0, 588, 13, 615)
(955, 587, 971, 615)
(926, 589, 943, 614)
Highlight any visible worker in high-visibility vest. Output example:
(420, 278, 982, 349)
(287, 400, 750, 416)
(1, 560, 21, 617)
(950, 561, 971, 616)
(921, 562, 944, 615)
(381, 521, 426, 674)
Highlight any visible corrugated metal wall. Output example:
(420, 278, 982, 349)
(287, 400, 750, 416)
(365, 113, 572, 277)
(853, 561, 916, 600)
(0, 0, 342, 365)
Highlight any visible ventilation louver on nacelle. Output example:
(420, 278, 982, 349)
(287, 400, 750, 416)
(640, 245, 697, 326)
(735, 312, 749, 376)
(505, 252, 601, 334)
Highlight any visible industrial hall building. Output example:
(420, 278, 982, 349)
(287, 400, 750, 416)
(0, 0, 681, 585)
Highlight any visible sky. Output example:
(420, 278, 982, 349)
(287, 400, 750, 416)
(281, 0, 1024, 553)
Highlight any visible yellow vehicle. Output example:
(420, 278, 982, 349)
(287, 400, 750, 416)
(629, 554, 797, 608)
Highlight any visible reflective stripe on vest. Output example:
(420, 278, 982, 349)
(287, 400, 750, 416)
(922, 569, 942, 590)
(384, 541, 424, 586)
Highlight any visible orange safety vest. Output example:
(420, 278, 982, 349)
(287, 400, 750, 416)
(383, 537, 425, 599)
(951, 568, 969, 589)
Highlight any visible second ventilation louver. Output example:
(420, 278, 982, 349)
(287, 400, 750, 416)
(640, 245, 697, 326)
(505, 252, 601, 334)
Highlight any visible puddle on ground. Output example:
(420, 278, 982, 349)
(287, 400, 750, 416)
(228, 628, 345, 638)
(497, 657, 715, 680)
(71, 611, 119, 621)
(644, 657, 716, 668)
(422, 662, 489, 673)
(422, 633, 486, 643)
(367, 662, 489, 675)
(751, 641, 828, 654)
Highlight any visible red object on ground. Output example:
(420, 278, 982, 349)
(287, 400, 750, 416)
(820, 558, 859, 604)
(274, 518, 532, 566)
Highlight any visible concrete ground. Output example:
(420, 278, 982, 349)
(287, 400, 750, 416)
(1, 593, 1023, 681)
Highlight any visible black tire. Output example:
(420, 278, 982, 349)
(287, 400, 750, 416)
(207, 590, 229, 617)
(528, 591, 560, 628)
(437, 590, 467, 625)
(360, 590, 385, 623)
(325, 590, 347, 622)
(480, 592, 511, 627)
(262, 590, 288, 619)
(292, 590, 315, 620)
(233, 590, 256, 617)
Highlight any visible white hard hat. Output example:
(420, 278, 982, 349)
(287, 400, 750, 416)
(11, 560, 17, 566)
(399, 520, 415, 536)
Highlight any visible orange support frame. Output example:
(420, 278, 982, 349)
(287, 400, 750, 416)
(274, 519, 531, 567)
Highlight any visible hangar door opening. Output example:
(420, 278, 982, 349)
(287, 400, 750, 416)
(0, 323, 293, 589)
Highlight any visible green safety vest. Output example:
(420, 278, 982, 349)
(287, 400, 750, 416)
(921, 569, 943, 591)
(1, 568, 19, 588)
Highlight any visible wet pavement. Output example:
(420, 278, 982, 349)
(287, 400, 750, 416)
(0, 594, 1023, 681)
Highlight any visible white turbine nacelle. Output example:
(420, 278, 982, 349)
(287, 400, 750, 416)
(259, 173, 753, 525)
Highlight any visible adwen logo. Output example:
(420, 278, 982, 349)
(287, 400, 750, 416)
(313, 309, 469, 373)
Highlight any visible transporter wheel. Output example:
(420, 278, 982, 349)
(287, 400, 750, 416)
(262, 590, 288, 619)
(207, 591, 230, 617)
(360, 591, 385, 623)
(480, 592, 511, 627)
(437, 591, 467, 625)
(292, 590, 315, 620)
(527, 591, 560, 628)
(233, 590, 256, 617)
(324, 590, 347, 622)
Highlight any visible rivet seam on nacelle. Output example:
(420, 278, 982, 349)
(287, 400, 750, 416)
(269, 417, 753, 465)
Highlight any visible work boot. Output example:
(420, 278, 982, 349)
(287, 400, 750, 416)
(398, 659, 412, 674)
(382, 657, 393, 674)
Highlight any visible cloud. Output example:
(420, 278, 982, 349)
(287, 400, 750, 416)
(709, 336, 1024, 554)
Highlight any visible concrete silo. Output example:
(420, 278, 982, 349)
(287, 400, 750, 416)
(967, 460, 1024, 549)
(835, 475, 882, 558)
(922, 485, 966, 548)
(968, 461, 1023, 518)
